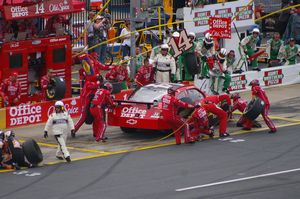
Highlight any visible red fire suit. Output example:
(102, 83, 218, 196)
(105, 65, 130, 83)
(205, 93, 232, 106)
(40, 75, 51, 101)
(190, 106, 211, 138)
(74, 79, 99, 133)
(200, 98, 228, 136)
(90, 89, 115, 141)
(244, 86, 276, 132)
(232, 96, 248, 126)
(161, 94, 194, 144)
(135, 64, 155, 86)
(2, 79, 21, 107)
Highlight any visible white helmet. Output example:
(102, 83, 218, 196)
(188, 32, 196, 38)
(161, 44, 169, 50)
(172, 31, 180, 37)
(55, 101, 64, 107)
(218, 48, 227, 59)
(252, 28, 260, 34)
(204, 32, 213, 44)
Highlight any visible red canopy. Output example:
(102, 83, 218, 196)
(1, 0, 85, 20)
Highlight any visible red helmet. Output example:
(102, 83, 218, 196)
(167, 87, 176, 95)
(231, 93, 240, 100)
(104, 82, 113, 93)
(249, 79, 259, 86)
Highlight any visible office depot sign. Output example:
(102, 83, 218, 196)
(6, 97, 81, 128)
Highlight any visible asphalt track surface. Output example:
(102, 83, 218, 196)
(1, 122, 300, 199)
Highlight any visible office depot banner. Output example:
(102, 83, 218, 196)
(208, 17, 231, 39)
(6, 97, 81, 128)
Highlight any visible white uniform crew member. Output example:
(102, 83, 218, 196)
(153, 44, 176, 83)
(44, 101, 75, 163)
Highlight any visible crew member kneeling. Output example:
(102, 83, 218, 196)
(44, 101, 75, 162)
(90, 82, 116, 142)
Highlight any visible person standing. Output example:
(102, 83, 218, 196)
(2, 72, 21, 107)
(172, 0, 186, 31)
(40, 69, 54, 101)
(279, 38, 300, 65)
(266, 32, 284, 64)
(135, 57, 155, 86)
(153, 44, 176, 83)
(240, 28, 261, 71)
(90, 83, 115, 142)
(44, 101, 75, 162)
(243, 79, 277, 133)
(94, 15, 110, 64)
(120, 21, 139, 58)
(87, 11, 96, 54)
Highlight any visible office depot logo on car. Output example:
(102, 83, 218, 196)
(121, 107, 147, 119)
(8, 104, 42, 126)
(10, 6, 29, 18)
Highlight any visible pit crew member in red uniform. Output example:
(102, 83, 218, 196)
(200, 97, 230, 137)
(135, 57, 155, 86)
(161, 87, 195, 144)
(190, 104, 214, 139)
(90, 83, 116, 142)
(2, 72, 21, 107)
(105, 61, 130, 83)
(243, 79, 277, 133)
(40, 69, 54, 101)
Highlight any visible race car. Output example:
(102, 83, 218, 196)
(107, 83, 206, 133)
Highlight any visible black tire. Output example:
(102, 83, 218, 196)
(22, 138, 43, 165)
(85, 94, 94, 124)
(8, 139, 26, 166)
(178, 97, 195, 118)
(208, 114, 219, 126)
(244, 98, 265, 120)
(184, 53, 200, 76)
(46, 77, 66, 100)
(120, 127, 137, 133)
(105, 51, 113, 66)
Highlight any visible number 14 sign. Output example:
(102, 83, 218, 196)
(168, 30, 193, 59)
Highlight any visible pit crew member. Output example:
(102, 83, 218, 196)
(90, 83, 116, 142)
(135, 57, 155, 86)
(105, 59, 130, 87)
(243, 79, 277, 133)
(40, 69, 54, 101)
(2, 72, 21, 107)
(44, 101, 74, 162)
(153, 44, 176, 83)
(279, 37, 300, 65)
(161, 87, 195, 144)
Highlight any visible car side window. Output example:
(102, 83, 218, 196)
(176, 91, 186, 100)
(186, 89, 204, 104)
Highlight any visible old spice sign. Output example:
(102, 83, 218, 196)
(4, 0, 73, 20)
(263, 69, 284, 86)
(208, 17, 231, 39)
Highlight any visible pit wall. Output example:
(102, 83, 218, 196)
(195, 64, 300, 94)
(1, 64, 300, 129)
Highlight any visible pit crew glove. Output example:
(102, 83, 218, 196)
(71, 129, 76, 138)
(44, 131, 48, 139)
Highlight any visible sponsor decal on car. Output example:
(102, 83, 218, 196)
(120, 107, 147, 119)
(126, 119, 138, 125)
(150, 112, 160, 119)
(263, 69, 284, 86)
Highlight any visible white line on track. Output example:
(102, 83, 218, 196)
(176, 168, 300, 192)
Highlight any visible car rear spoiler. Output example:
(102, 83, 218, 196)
(114, 100, 154, 109)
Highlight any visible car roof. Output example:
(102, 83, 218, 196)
(144, 83, 184, 90)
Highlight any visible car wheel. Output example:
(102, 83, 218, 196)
(22, 138, 43, 165)
(244, 98, 265, 120)
(120, 127, 137, 133)
(8, 139, 26, 166)
(46, 77, 66, 100)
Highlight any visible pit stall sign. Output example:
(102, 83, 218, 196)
(5, 97, 81, 128)
(183, 0, 254, 33)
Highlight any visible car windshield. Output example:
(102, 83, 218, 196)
(129, 85, 168, 103)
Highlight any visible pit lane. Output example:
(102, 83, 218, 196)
(2, 84, 300, 170)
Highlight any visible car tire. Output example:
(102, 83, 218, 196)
(22, 138, 43, 165)
(184, 53, 200, 76)
(8, 139, 26, 166)
(244, 98, 265, 120)
(46, 77, 66, 100)
(120, 127, 137, 133)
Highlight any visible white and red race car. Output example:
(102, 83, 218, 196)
(108, 83, 206, 133)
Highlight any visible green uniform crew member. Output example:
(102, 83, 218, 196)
(266, 32, 284, 62)
(279, 38, 300, 65)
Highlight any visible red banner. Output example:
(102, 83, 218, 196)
(6, 97, 81, 128)
(3, 0, 74, 20)
(208, 17, 231, 39)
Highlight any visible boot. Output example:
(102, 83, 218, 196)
(220, 133, 230, 137)
(65, 156, 71, 163)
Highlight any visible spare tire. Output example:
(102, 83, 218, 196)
(184, 53, 200, 76)
(178, 97, 195, 118)
(47, 77, 66, 100)
(8, 139, 26, 166)
(22, 138, 43, 165)
(244, 98, 265, 120)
